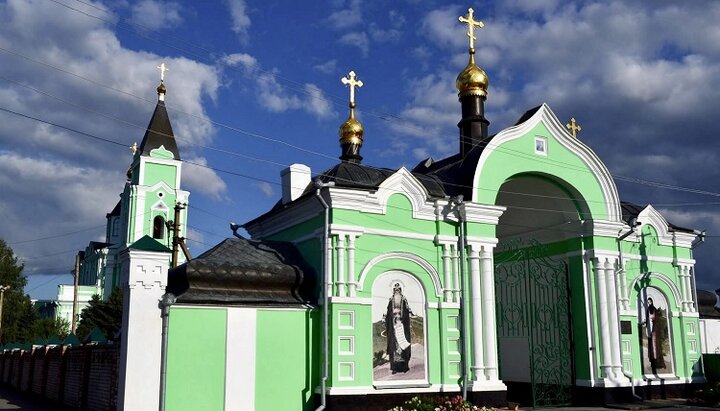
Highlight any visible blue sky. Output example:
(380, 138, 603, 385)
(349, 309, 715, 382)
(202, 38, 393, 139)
(1, 0, 719, 299)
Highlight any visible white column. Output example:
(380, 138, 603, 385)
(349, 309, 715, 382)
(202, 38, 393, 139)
(117, 247, 169, 411)
(683, 266, 695, 312)
(442, 244, 452, 302)
(619, 259, 629, 311)
(604, 258, 622, 379)
(480, 245, 498, 380)
(468, 245, 485, 381)
(678, 265, 689, 312)
(594, 257, 613, 380)
(688, 267, 697, 312)
(326, 236, 333, 299)
(336, 235, 346, 297)
(452, 245, 461, 303)
(347, 235, 357, 297)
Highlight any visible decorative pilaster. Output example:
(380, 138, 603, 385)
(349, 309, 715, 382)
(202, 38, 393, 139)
(688, 267, 696, 312)
(679, 265, 689, 312)
(480, 245, 498, 380)
(468, 245, 485, 381)
(593, 257, 613, 380)
(618, 258, 630, 311)
(441, 244, 453, 302)
(347, 235, 357, 297)
(452, 245, 461, 303)
(604, 258, 622, 379)
(336, 235, 347, 297)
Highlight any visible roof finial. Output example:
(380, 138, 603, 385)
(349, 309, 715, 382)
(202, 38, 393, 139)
(339, 70, 364, 163)
(459, 7, 484, 51)
(566, 117, 582, 138)
(156, 63, 168, 101)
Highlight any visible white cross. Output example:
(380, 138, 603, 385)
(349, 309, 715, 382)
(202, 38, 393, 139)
(341, 71, 363, 105)
(157, 63, 168, 82)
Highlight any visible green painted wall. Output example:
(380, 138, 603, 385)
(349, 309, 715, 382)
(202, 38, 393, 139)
(165, 308, 227, 411)
(255, 309, 318, 411)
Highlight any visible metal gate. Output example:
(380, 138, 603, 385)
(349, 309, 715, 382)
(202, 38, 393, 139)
(495, 239, 574, 408)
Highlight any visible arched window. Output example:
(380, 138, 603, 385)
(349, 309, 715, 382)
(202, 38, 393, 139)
(153, 215, 165, 239)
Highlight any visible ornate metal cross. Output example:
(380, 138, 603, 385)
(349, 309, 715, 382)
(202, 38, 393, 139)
(341, 71, 363, 105)
(459, 8, 484, 50)
(157, 63, 168, 82)
(566, 117, 582, 138)
(130, 142, 138, 154)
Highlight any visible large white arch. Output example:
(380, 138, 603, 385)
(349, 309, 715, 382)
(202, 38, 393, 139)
(356, 251, 443, 298)
(472, 103, 622, 222)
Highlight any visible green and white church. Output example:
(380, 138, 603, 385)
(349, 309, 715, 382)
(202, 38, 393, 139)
(114, 8, 707, 411)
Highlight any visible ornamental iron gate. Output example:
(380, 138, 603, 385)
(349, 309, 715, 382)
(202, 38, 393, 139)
(495, 239, 574, 408)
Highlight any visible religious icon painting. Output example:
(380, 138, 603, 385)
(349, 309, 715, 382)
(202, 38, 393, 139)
(638, 287, 675, 376)
(371, 271, 427, 385)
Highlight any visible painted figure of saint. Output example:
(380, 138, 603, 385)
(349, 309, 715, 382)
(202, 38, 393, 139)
(645, 297, 666, 371)
(386, 282, 412, 373)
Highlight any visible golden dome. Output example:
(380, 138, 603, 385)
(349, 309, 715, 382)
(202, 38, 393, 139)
(339, 108, 364, 145)
(455, 51, 488, 97)
(157, 81, 167, 95)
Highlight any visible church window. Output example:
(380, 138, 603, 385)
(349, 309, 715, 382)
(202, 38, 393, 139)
(534, 136, 547, 155)
(111, 219, 119, 236)
(153, 216, 166, 239)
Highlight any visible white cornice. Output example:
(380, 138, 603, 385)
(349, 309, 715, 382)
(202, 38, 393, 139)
(636, 205, 699, 248)
(459, 202, 506, 224)
(244, 195, 322, 239)
(472, 103, 622, 222)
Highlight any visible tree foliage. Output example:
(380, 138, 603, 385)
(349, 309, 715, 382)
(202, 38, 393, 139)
(0, 239, 70, 344)
(76, 287, 123, 340)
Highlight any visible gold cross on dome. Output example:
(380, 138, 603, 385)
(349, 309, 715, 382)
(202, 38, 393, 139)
(157, 63, 168, 82)
(130, 142, 138, 154)
(566, 117, 582, 138)
(459, 7, 484, 50)
(341, 71, 363, 106)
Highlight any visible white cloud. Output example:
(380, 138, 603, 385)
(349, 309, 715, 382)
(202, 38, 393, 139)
(223, 53, 336, 119)
(254, 182, 275, 197)
(314, 59, 337, 75)
(339, 32, 369, 57)
(221, 52, 257, 71)
(226, 0, 251, 43)
(326, 0, 363, 29)
(183, 157, 228, 200)
(369, 24, 401, 43)
(129, 0, 183, 30)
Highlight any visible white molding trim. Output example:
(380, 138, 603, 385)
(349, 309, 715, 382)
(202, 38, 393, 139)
(636, 205, 699, 248)
(327, 384, 470, 395)
(329, 296, 372, 305)
(628, 273, 683, 311)
(472, 103, 622, 222)
(356, 252, 442, 297)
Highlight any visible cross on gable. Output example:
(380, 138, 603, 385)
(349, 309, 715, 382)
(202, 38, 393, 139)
(341, 71, 363, 106)
(566, 117, 582, 138)
(458, 8, 484, 50)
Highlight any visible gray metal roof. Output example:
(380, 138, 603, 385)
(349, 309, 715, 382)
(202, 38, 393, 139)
(166, 236, 316, 306)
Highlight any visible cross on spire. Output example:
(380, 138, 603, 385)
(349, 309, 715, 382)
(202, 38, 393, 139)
(566, 117, 582, 138)
(130, 142, 138, 155)
(458, 7, 484, 50)
(157, 63, 168, 82)
(341, 71, 363, 107)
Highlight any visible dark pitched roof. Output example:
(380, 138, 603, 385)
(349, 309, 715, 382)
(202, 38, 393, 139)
(313, 161, 446, 198)
(697, 289, 720, 318)
(166, 236, 316, 306)
(106, 200, 121, 218)
(138, 101, 180, 160)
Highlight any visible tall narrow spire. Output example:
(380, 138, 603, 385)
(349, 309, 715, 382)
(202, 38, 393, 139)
(339, 70, 364, 163)
(137, 63, 180, 160)
(456, 7, 490, 157)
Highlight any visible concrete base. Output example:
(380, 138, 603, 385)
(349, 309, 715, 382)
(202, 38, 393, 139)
(323, 390, 507, 411)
